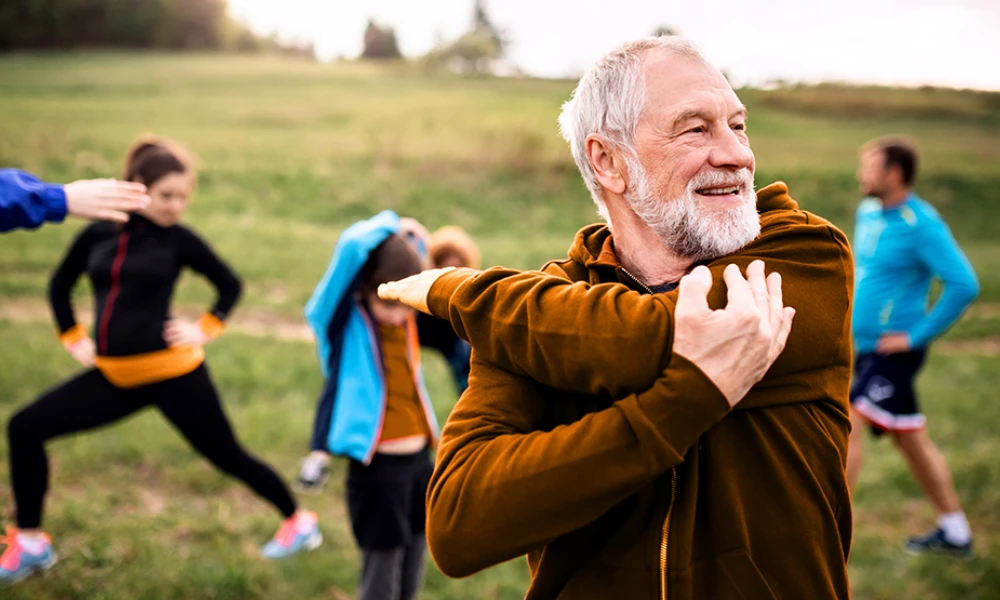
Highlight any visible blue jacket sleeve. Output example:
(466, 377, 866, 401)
(908, 213, 980, 347)
(304, 210, 401, 376)
(0, 169, 68, 232)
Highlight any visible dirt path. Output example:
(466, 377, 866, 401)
(2, 298, 997, 355)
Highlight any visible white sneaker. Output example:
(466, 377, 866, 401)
(294, 454, 330, 494)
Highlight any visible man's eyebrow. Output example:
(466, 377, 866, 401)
(670, 105, 748, 130)
(670, 109, 705, 130)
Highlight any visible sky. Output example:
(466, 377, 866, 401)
(229, 0, 1000, 90)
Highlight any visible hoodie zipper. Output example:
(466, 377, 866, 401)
(620, 267, 654, 295)
(661, 469, 677, 600)
(620, 265, 675, 599)
(98, 231, 130, 355)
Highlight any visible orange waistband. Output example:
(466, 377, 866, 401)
(95, 345, 205, 389)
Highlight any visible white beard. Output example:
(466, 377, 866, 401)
(624, 160, 761, 261)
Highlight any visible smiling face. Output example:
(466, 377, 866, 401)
(625, 52, 760, 260)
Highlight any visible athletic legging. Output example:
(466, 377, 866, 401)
(6, 363, 296, 528)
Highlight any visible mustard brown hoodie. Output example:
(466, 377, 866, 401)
(424, 183, 854, 599)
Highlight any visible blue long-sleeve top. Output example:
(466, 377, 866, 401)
(0, 169, 68, 232)
(852, 193, 979, 353)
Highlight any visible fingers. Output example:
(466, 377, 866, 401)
(774, 306, 795, 355)
(677, 265, 713, 315)
(722, 263, 753, 310)
(111, 181, 148, 195)
(102, 197, 150, 211)
(102, 181, 148, 197)
(378, 281, 401, 302)
(96, 209, 130, 223)
(163, 320, 191, 347)
(69, 340, 96, 367)
(378, 267, 455, 313)
(766, 270, 784, 332)
(746, 260, 769, 325)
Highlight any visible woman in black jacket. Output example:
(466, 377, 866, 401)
(1, 136, 320, 585)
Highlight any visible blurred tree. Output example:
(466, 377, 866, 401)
(472, 0, 505, 57)
(652, 25, 678, 37)
(0, 0, 308, 55)
(361, 19, 402, 59)
(421, 0, 506, 74)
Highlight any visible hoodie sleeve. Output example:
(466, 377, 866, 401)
(426, 351, 730, 578)
(0, 169, 68, 232)
(427, 214, 854, 401)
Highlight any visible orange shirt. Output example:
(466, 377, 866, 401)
(378, 323, 430, 442)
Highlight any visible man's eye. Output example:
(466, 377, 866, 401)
(687, 126, 705, 134)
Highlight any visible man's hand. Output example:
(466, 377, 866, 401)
(875, 332, 911, 355)
(64, 179, 149, 223)
(378, 267, 457, 314)
(163, 319, 209, 348)
(673, 261, 795, 407)
(64, 337, 96, 368)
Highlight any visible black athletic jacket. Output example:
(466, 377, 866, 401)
(48, 214, 241, 357)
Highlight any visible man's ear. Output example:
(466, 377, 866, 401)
(585, 134, 627, 195)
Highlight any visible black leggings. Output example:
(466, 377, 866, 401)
(7, 363, 297, 528)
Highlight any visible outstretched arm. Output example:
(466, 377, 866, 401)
(0, 169, 147, 232)
(382, 217, 851, 399)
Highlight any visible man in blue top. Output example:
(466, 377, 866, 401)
(847, 136, 980, 557)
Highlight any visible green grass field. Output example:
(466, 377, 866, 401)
(1, 52, 998, 599)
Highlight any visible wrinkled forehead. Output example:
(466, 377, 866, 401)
(639, 51, 743, 122)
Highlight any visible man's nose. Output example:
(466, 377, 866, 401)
(707, 128, 753, 170)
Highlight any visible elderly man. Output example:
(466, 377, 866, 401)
(382, 37, 853, 599)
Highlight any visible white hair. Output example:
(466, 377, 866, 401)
(558, 36, 709, 221)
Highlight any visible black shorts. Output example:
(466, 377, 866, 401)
(346, 448, 432, 551)
(850, 350, 927, 437)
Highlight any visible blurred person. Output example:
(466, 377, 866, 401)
(416, 225, 480, 394)
(297, 211, 439, 600)
(847, 136, 979, 556)
(0, 136, 320, 585)
(378, 36, 854, 599)
(399, 216, 432, 269)
(1, 169, 149, 232)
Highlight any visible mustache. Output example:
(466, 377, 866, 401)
(688, 168, 754, 191)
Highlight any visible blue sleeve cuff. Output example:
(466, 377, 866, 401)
(41, 184, 67, 223)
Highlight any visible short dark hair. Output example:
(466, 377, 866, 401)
(867, 136, 919, 186)
(359, 233, 422, 295)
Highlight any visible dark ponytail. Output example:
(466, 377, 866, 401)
(123, 135, 194, 186)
